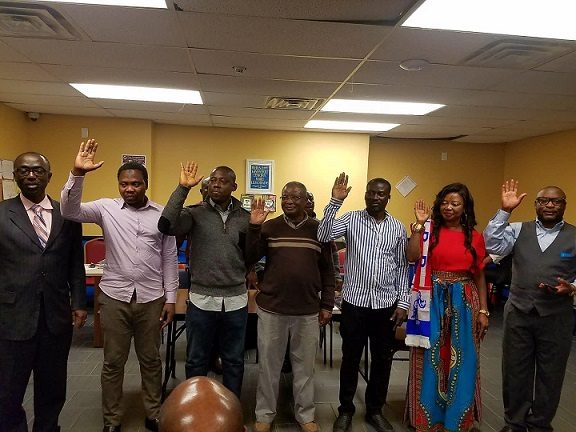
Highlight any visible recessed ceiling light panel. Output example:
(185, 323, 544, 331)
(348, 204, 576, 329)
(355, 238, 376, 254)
(304, 120, 399, 132)
(322, 99, 444, 115)
(70, 83, 203, 104)
(403, 0, 576, 41)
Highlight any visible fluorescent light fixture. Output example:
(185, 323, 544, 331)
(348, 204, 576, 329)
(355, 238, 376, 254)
(33, 0, 167, 7)
(70, 83, 203, 104)
(403, 0, 576, 41)
(322, 99, 444, 115)
(304, 120, 399, 132)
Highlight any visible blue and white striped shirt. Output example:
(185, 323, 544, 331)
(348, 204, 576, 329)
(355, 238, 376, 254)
(318, 198, 410, 309)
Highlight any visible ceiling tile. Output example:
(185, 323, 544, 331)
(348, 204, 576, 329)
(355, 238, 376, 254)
(4, 103, 112, 117)
(209, 106, 312, 120)
(60, 4, 186, 47)
(352, 61, 519, 90)
(489, 70, 576, 96)
(0, 79, 79, 96)
(0, 40, 31, 62)
(0, 62, 59, 82)
(189, 49, 360, 82)
(0, 93, 101, 108)
(370, 27, 497, 64)
(3, 38, 193, 72)
(198, 75, 340, 98)
(178, 13, 388, 58)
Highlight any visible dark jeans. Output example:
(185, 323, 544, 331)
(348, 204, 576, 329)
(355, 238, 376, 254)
(338, 300, 396, 415)
(0, 300, 72, 432)
(185, 302, 247, 398)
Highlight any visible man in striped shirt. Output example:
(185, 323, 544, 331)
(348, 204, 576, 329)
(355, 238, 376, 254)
(247, 181, 335, 432)
(318, 173, 410, 432)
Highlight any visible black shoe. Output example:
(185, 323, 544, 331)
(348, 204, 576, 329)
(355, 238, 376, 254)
(365, 413, 394, 432)
(102, 426, 121, 432)
(144, 417, 160, 432)
(333, 413, 353, 432)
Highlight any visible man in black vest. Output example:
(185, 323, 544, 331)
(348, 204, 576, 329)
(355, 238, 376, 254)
(484, 179, 576, 432)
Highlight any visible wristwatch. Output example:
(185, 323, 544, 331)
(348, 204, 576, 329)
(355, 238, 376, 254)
(478, 309, 490, 317)
(412, 223, 425, 233)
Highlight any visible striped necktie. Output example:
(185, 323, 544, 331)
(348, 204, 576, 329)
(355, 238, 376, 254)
(31, 204, 48, 248)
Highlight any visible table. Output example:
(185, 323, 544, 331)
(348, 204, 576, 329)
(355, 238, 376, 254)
(84, 264, 103, 348)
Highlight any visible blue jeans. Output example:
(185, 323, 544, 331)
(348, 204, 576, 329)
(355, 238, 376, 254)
(185, 302, 247, 397)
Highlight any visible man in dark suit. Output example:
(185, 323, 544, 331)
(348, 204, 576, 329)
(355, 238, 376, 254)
(0, 152, 87, 432)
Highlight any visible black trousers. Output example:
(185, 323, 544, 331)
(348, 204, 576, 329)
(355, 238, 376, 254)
(502, 302, 572, 432)
(0, 300, 72, 432)
(338, 300, 396, 415)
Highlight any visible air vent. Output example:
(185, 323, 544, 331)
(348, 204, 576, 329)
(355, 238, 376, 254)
(0, 2, 82, 40)
(266, 97, 323, 110)
(461, 38, 574, 70)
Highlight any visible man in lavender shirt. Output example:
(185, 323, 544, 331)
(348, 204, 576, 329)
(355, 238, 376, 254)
(60, 139, 179, 432)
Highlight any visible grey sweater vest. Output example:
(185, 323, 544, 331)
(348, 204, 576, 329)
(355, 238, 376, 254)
(510, 220, 576, 316)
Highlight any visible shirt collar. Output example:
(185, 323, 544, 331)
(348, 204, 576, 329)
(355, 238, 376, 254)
(362, 209, 389, 223)
(535, 218, 564, 231)
(20, 194, 53, 211)
(118, 196, 159, 211)
(209, 197, 233, 212)
(283, 213, 309, 229)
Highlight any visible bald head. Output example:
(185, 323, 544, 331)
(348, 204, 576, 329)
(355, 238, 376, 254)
(159, 377, 245, 432)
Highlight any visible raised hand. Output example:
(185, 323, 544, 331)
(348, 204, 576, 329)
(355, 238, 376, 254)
(501, 179, 527, 213)
(179, 161, 203, 188)
(72, 139, 104, 176)
(250, 198, 270, 225)
(413, 199, 431, 224)
(332, 172, 352, 200)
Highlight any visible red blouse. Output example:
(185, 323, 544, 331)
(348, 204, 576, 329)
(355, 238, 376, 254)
(428, 227, 486, 274)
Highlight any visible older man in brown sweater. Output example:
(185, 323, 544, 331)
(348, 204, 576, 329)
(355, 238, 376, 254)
(247, 181, 335, 432)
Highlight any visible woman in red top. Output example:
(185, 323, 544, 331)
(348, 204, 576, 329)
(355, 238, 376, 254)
(406, 183, 489, 432)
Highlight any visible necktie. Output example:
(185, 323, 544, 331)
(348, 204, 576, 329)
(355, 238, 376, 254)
(32, 204, 48, 248)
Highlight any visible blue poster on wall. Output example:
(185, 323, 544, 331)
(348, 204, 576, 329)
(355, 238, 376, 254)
(246, 159, 274, 194)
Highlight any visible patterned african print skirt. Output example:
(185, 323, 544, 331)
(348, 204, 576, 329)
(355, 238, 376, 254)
(405, 271, 482, 432)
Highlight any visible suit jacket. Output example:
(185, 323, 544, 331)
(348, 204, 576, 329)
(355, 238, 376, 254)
(0, 195, 86, 341)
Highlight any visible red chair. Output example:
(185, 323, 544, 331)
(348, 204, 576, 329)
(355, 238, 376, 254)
(84, 238, 106, 285)
(338, 248, 346, 279)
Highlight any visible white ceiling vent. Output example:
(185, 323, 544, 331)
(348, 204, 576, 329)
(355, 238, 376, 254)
(461, 38, 574, 70)
(0, 2, 83, 39)
(266, 97, 322, 110)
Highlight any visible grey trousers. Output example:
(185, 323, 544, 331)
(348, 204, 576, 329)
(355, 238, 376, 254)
(255, 309, 319, 425)
(99, 292, 165, 426)
(502, 301, 573, 432)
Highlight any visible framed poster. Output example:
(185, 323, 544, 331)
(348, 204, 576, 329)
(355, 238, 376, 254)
(246, 159, 274, 194)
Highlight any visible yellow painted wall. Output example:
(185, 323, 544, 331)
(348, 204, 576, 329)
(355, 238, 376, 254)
(0, 104, 28, 159)
(25, 114, 153, 235)
(368, 138, 506, 231)
(503, 129, 576, 225)
(152, 125, 370, 215)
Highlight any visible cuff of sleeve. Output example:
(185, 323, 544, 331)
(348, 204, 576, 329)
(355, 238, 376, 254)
(494, 209, 511, 222)
(397, 299, 410, 310)
(165, 290, 178, 304)
(329, 197, 344, 207)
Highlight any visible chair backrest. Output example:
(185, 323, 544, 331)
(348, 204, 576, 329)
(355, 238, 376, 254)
(84, 237, 106, 264)
(338, 248, 346, 277)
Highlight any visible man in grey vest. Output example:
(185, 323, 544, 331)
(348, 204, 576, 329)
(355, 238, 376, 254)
(484, 179, 576, 432)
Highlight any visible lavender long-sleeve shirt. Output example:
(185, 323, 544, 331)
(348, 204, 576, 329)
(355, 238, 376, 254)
(61, 173, 178, 304)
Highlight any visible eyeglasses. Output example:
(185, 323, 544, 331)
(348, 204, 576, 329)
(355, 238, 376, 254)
(280, 195, 304, 202)
(535, 197, 566, 206)
(14, 167, 48, 177)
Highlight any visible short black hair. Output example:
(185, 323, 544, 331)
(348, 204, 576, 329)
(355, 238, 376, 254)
(118, 162, 148, 186)
(283, 181, 307, 196)
(14, 152, 51, 171)
(211, 166, 236, 182)
(367, 177, 391, 192)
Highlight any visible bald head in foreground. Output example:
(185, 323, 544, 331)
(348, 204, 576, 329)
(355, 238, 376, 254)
(159, 377, 246, 432)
